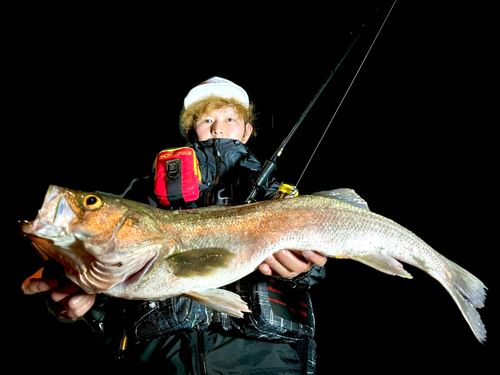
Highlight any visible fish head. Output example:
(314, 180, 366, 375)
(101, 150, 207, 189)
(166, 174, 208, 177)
(21, 185, 164, 293)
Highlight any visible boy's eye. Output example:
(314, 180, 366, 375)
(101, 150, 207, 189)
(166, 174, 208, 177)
(226, 118, 235, 122)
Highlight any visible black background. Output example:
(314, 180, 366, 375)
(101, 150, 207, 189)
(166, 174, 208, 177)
(6, 1, 496, 372)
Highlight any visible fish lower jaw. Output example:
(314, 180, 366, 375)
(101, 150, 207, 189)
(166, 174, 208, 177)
(26, 234, 76, 260)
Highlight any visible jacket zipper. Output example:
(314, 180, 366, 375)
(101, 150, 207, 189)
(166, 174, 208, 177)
(205, 141, 222, 205)
(197, 330, 208, 375)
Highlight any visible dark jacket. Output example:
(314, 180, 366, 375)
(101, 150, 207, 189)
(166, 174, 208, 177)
(87, 139, 324, 374)
(126, 139, 277, 207)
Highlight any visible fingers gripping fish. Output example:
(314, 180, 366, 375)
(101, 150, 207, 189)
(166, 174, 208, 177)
(21, 185, 487, 343)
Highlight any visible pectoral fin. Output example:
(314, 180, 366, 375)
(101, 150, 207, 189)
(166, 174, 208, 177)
(352, 253, 413, 279)
(185, 289, 251, 318)
(165, 247, 235, 277)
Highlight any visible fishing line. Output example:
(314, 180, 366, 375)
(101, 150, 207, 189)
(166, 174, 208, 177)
(295, 0, 398, 187)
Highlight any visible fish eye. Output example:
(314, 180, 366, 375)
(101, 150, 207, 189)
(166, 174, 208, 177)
(82, 194, 103, 210)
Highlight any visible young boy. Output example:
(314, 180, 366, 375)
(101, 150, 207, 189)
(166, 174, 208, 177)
(22, 77, 327, 374)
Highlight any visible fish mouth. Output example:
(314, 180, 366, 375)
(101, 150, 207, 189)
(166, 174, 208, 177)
(21, 185, 77, 259)
(44, 185, 75, 227)
(21, 185, 73, 237)
(20, 185, 88, 282)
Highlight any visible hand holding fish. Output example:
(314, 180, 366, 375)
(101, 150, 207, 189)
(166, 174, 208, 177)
(260, 250, 327, 278)
(21, 267, 57, 294)
(22, 268, 96, 319)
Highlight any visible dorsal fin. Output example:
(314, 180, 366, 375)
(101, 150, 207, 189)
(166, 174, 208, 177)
(312, 188, 370, 211)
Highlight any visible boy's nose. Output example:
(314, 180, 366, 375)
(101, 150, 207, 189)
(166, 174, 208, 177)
(211, 121, 224, 135)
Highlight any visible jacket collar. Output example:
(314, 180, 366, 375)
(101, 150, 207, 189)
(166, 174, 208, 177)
(192, 138, 243, 151)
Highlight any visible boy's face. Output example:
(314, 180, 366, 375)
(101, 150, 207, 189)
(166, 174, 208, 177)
(194, 106, 253, 143)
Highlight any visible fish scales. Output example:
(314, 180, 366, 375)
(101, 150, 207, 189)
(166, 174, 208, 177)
(21, 185, 487, 343)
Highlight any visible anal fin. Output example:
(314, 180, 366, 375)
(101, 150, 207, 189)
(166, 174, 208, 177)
(353, 253, 413, 279)
(185, 289, 251, 318)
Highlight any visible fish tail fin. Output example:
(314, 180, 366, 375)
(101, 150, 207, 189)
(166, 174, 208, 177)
(432, 257, 487, 343)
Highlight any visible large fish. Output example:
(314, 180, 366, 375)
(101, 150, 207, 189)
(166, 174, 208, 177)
(21, 185, 487, 342)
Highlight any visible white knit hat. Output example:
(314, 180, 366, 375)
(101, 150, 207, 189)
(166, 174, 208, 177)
(183, 76, 249, 109)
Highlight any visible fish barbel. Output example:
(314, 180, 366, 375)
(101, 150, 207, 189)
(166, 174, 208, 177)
(21, 185, 487, 342)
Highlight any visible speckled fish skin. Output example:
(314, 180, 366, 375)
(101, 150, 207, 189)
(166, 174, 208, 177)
(21, 185, 487, 342)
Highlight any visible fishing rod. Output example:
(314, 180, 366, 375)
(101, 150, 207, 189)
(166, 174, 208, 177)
(296, 0, 397, 187)
(244, 32, 361, 203)
(244, 31, 363, 203)
(245, 0, 397, 203)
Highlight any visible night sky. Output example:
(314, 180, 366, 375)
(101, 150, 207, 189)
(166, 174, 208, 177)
(6, 1, 496, 372)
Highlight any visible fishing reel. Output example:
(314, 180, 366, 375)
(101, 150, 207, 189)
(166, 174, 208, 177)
(272, 183, 299, 200)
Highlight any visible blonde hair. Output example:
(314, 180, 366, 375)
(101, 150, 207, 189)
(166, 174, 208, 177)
(180, 94, 256, 141)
